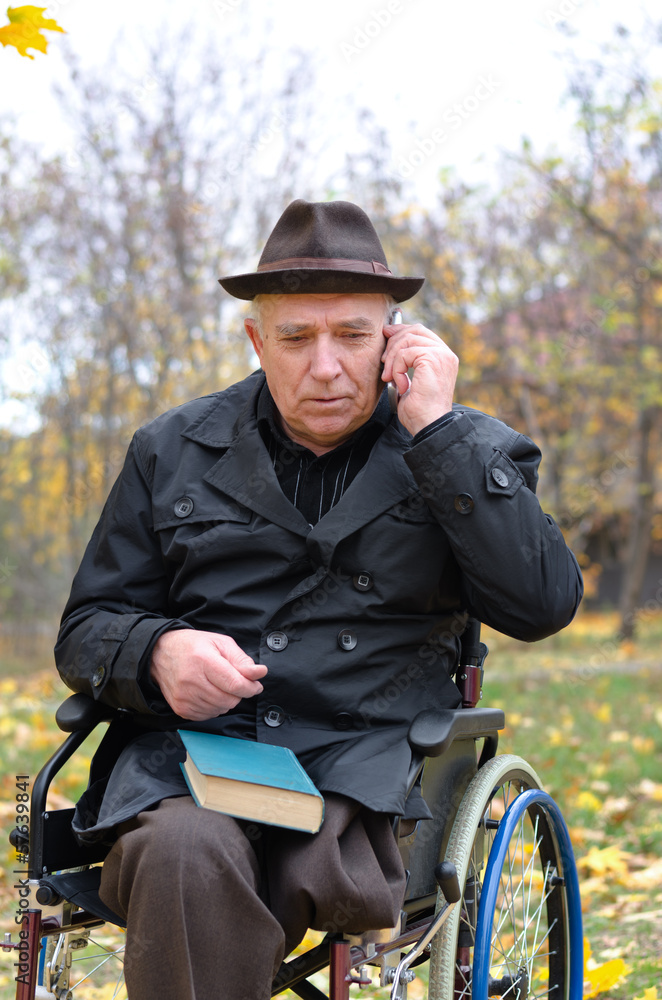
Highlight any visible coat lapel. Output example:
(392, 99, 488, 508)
(181, 374, 310, 536)
(306, 421, 420, 564)
(204, 442, 310, 536)
(181, 372, 422, 557)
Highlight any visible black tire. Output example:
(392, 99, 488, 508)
(427, 753, 575, 998)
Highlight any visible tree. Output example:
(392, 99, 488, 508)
(519, 23, 662, 638)
(0, 35, 321, 623)
(0, 32, 385, 631)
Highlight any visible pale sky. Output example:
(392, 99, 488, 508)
(0, 0, 656, 200)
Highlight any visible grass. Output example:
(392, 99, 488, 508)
(1, 608, 661, 997)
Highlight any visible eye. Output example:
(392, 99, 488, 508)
(280, 334, 308, 344)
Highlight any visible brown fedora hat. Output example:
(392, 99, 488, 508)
(218, 199, 424, 302)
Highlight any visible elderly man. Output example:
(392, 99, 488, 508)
(55, 199, 583, 999)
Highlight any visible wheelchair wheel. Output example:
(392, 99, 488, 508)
(38, 925, 126, 999)
(427, 753, 582, 999)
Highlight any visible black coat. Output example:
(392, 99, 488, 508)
(55, 372, 583, 840)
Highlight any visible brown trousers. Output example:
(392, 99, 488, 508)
(99, 794, 406, 1000)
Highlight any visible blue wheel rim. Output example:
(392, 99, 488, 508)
(472, 788, 583, 999)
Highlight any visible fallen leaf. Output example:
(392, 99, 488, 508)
(575, 790, 603, 812)
(593, 703, 612, 723)
(601, 795, 635, 823)
(630, 858, 662, 889)
(622, 908, 662, 924)
(608, 730, 630, 743)
(638, 778, 662, 801)
(578, 845, 632, 879)
(583, 938, 630, 997)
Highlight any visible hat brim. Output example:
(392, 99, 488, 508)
(219, 268, 424, 303)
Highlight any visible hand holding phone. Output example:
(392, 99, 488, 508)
(382, 311, 458, 433)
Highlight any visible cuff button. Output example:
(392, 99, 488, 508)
(91, 666, 105, 687)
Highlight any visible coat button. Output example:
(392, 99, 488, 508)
(174, 496, 194, 518)
(334, 712, 353, 730)
(454, 493, 474, 514)
(337, 629, 357, 651)
(353, 572, 373, 592)
(91, 666, 105, 687)
(491, 468, 509, 488)
(263, 706, 285, 727)
(266, 631, 289, 651)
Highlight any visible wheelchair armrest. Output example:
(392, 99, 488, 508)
(408, 707, 505, 757)
(55, 693, 116, 733)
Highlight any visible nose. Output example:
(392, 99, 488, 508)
(309, 335, 343, 381)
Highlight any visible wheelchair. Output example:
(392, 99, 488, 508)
(6, 620, 584, 999)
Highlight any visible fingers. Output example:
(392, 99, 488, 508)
(381, 323, 458, 436)
(150, 629, 268, 720)
(381, 323, 454, 378)
(209, 633, 269, 684)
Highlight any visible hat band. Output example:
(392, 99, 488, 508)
(256, 256, 393, 275)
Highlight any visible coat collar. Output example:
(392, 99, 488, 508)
(180, 371, 421, 556)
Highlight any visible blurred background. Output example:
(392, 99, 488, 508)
(1, 2, 662, 993)
(2, 0, 661, 666)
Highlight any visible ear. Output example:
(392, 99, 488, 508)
(244, 318, 264, 364)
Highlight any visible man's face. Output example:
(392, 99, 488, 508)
(245, 293, 388, 455)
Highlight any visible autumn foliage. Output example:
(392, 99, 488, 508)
(0, 5, 64, 58)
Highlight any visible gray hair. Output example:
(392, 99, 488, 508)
(247, 293, 397, 336)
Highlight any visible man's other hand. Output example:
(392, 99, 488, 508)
(381, 322, 458, 437)
(150, 630, 268, 720)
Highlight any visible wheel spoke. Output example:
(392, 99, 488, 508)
(429, 756, 581, 1000)
(43, 930, 127, 998)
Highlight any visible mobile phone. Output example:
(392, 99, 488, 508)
(387, 309, 403, 413)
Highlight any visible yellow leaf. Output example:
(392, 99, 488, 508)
(574, 790, 602, 812)
(583, 938, 631, 997)
(608, 730, 630, 743)
(578, 845, 632, 879)
(634, 989, 658, 1000)
(0, 5, 65, 59)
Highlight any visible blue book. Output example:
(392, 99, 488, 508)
(178, 730, 324, 833)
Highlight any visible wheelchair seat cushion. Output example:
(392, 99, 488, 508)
(39, 867, 126, 928)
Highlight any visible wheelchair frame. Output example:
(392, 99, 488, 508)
(5, 621, 584, 999)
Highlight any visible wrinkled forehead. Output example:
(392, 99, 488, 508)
(252, 292, 392, 329)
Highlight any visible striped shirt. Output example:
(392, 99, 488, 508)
(257, 384, 392, 525)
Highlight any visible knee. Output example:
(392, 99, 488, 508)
(116, 797, 262, 891)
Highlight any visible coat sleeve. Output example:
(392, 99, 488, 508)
(403, 410, 583, 641)
(54, 435, 192, 715)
